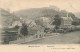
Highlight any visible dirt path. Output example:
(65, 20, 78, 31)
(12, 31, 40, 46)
(24, 31, 80, 44)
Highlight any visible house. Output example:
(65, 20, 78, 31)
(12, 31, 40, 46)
(60, 17, 73, 29)
(9, 21, 22, 28)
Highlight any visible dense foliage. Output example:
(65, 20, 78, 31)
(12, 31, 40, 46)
(52, 15, 62, 29)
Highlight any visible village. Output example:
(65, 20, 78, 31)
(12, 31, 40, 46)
(6, 14, 80, 44)
(0, 8, 80, 44)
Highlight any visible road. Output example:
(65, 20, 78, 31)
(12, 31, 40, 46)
(24, 31, 80, 44)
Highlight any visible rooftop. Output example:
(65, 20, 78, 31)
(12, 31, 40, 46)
(61, 17, 73, 21)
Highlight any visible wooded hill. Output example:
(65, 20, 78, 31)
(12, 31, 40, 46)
(0, 8, 19, 27)
(14, 7, 79, 20)
(0, 6, 80, 27)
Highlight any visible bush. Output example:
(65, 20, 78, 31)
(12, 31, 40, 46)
(72, 20, 80, 25)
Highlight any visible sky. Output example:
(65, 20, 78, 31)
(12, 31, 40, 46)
(0, 0, 80, 13)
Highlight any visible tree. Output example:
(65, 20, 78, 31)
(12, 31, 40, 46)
(17, 21, 28, 41)
(72, 19, 80, 25)
(68, 12, 77, 20)
(18, 22, 28, 37)
(52, 14, 62, 32)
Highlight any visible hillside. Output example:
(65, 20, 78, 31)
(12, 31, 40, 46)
(0, 7, 79, 27)
(14, 7, 78, 21)
(0, 8, 19, 27)
(14, 7, 59, 19)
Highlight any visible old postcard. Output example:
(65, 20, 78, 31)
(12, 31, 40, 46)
(0, 0, 80, 52)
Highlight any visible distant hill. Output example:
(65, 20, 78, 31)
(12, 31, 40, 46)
(14, 7, 59, 19)
(0, 8, 19, 27)
(14, 7, 78, 21)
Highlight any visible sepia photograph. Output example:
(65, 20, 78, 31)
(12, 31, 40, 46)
(0, 0, 80, 44)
